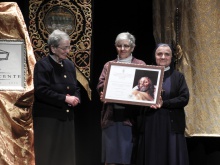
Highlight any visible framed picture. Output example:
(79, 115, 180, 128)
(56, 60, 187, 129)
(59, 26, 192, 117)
(102, 62, 164, 106)
(0, 39, 26, 90)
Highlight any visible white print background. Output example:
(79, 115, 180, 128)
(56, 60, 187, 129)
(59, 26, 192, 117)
(105, 65, 161, 104)
(0, 41, 25, 90)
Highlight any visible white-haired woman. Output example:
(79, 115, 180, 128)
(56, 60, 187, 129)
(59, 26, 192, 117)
(33, 29, 81, 165)
(97, 32, 146, 165)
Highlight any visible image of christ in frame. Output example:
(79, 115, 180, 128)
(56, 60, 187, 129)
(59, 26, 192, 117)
(102, 62, 164, 106)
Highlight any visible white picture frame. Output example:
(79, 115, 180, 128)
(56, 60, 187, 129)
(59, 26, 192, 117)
(0, 39, 26, 90)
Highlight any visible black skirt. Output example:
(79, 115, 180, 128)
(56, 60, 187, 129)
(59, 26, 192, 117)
(135, 108, 189, 165)
(33, 117, 76, 165)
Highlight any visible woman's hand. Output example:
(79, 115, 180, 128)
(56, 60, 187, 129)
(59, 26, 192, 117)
(100, 91, 103, 101)
(65, 94, 80, 107)
(150, 96, 163, 109)
(99, 91, 107, 103)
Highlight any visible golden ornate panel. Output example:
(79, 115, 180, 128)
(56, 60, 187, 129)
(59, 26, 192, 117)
(29, 0, 92, 99)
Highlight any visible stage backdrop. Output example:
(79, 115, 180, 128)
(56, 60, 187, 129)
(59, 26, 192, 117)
(153, 0, 220, 136)
(29, 0, 92, 99)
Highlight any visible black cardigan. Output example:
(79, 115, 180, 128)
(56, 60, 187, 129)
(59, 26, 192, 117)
(33, 56, 81, 120)
(162, 69, 189, 133)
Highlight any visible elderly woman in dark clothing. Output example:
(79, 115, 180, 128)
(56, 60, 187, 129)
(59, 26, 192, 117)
(33, 29, 80, 165)
(97, 32, 146, 165)
(136, 43, 190, 165)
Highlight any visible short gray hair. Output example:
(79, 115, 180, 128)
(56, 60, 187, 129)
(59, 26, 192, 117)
(115, 32, 136, 48)
(47, 29, 70, 47)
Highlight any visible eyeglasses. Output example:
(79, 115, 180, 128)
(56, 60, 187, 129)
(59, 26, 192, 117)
(116, 44, 131, 50)
(57, 46, 70, 51)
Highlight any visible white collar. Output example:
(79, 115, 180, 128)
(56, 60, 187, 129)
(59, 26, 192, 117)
(164, 66, 170, 71)
(117, 54, 132, 63)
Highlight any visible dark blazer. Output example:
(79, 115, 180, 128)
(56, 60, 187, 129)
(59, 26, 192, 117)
(33, 56, 81, 120)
